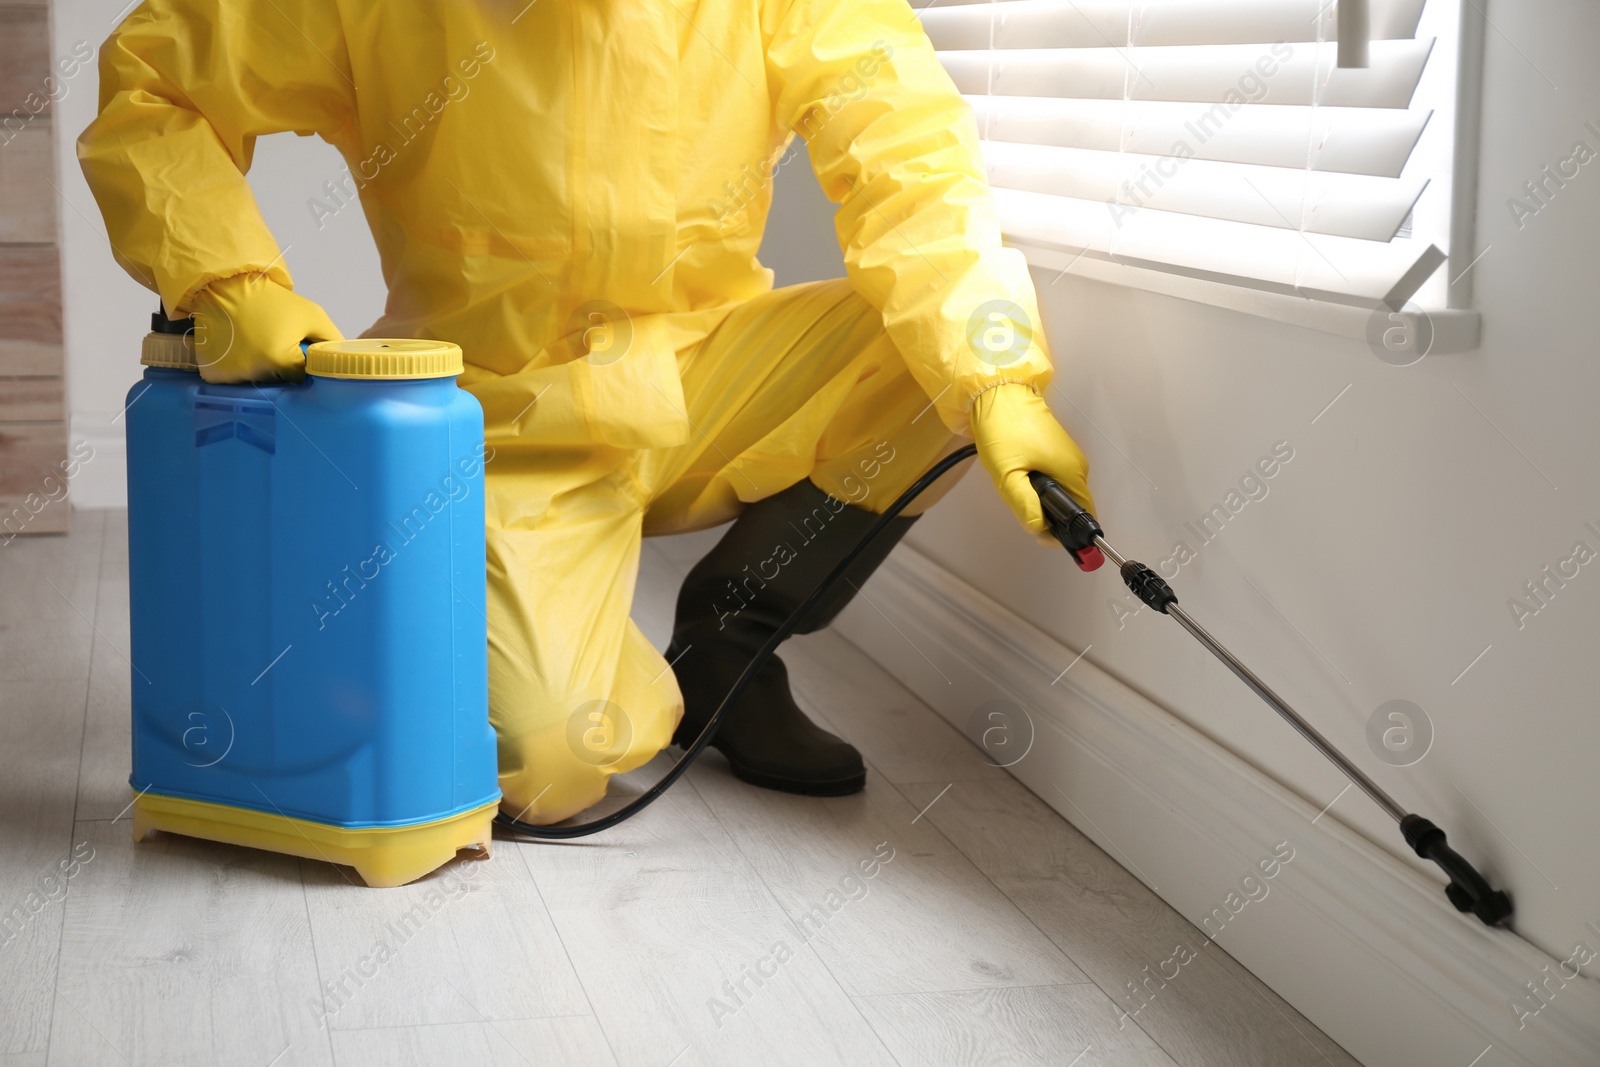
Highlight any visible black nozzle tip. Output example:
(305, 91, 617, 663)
(1401, 814, 1515, 927)
(1445, 882, 1514, 926)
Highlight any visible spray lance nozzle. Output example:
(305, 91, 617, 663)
(1028, 471, 1513, 927)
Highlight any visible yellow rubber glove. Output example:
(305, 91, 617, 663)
(188, 274, 342, 384)
(971, 383, 1097, 540)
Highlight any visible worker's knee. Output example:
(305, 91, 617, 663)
(488, 627, 682, 825)
(493, 700, 669, 826)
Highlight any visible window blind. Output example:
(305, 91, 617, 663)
(921, 0, 1448, 307)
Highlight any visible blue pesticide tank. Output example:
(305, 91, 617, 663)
(124, 327, 500, 887)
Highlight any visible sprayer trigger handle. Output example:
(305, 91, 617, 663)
(1028, 471, 1105, 571)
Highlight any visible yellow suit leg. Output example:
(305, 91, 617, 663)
(480, 278, 966, 825)
(644, 278, 968, 535)
(482, 453, 681, 826)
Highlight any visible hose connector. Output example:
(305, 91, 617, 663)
(1121, 560, 1178, 614)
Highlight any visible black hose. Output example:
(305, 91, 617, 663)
(494, 443, 981, 840)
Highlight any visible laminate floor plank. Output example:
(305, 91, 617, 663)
(93, 510, 128, 640)
(784, 627, 1011, 786)
(854, 983, 1181, 1067)
(688, 762, 1089, 998)
(632, 539, 686, 652)
(0, 511, 103, 681)
(641, 527, 721, 572)
(71, 646, 132, 823)
(899, 777, 1360, 1067)
(327, 1016, 617, 1067)
(513, 781, 900, 1067)
(0, 680, 90, 1056)
(48, 821, 334, 1067)
(300, 848, 591, 1032)
(74, 514, 132, 821)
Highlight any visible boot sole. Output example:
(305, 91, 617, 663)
(671, 734, 868, 797)
(725, 760, 867, 797)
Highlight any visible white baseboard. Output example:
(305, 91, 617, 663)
(834, 547, 1600, 1067)
(70, 415, 128, 510)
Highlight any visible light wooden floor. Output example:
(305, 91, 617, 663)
(0, 511, 1359, 1067)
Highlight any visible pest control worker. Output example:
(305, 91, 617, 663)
(80, 0, 1096, 824)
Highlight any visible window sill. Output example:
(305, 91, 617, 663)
(1010, 237, 1482, 357)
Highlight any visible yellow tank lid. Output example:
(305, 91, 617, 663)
(140, 330, 200, 370)
(305, 339, 463, 380)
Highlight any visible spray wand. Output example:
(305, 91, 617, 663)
(1030, 470, 1513, 927)
(498, 444, 1516, 927)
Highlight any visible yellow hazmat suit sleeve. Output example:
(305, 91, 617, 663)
(190, 274, 344, 384)
(767, 0, 1056, 437)
(77, 0, 354, 317)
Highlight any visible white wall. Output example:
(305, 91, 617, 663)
(59, 0, 1594, 962)
(736, 2, 1600, 968)
(753, 5, 1600, 962)
(904, 2, 1600, 965)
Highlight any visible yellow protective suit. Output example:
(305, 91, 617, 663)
(80, 0, 1091, 823)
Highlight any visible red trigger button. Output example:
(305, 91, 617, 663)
(1074, 546, 1105, 572)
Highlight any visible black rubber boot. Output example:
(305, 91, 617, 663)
(666, 479, 918, 795)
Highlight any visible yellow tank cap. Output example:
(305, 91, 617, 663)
(140, 330, 199, 370)
(305, 338, 464, 380)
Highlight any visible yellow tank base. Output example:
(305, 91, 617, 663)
(130, 792, 498, 888)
